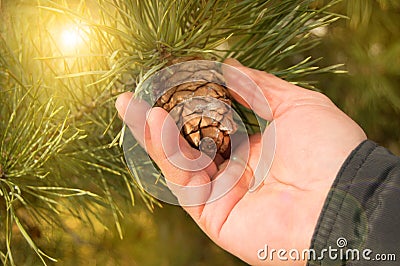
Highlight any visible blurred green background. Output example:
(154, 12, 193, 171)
(312, 0, 400, 156)
(1, 0, 400, 265)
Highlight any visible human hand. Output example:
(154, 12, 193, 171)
(115, 58, 366, 265)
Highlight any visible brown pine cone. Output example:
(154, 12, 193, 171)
(155, 80, 236, 158)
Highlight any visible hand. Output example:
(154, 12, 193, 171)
(115, 58, 366, 265)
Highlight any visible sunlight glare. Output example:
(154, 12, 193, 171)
(60, 27, 83, 51)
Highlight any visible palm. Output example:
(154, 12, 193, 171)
(211, 98, 365, 265)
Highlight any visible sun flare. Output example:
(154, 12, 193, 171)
(60, 27, 84, 51)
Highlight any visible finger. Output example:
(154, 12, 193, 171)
(115, 92, 151, 148)
(116, 93, 213, 214)
(116, 92, 221, 210)
(146, 107, 217, 213)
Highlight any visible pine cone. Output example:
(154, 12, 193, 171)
(153, 61, 237, 159)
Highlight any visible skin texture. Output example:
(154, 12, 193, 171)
(115, 58, 367, 265)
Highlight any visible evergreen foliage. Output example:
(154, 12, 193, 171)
(4, 0, 389, 264)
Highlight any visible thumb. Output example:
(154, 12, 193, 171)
(222, 59, 273, 120)
(222, 58, 325, 119)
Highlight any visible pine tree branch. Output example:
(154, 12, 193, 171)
(1, 0, 344, 264)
